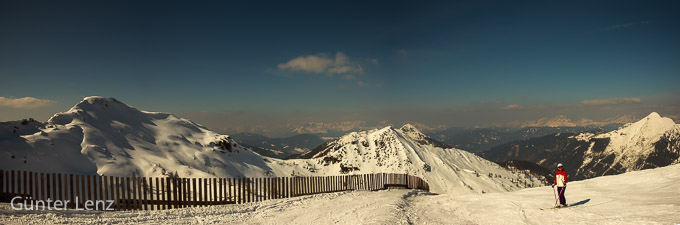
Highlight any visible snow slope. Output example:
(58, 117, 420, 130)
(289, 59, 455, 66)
(579, 112, 680, 177)
(296, 125, 544, 194)
(0, 97, 298, 178)
(482, 112, 680, 180)
(2, 164, 678, 224)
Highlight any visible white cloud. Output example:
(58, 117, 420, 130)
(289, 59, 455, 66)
(397, 49, 408, 56)
(581, 97, 641, 105)
(278, 52, 363, 76)
(502, 104, 523, 110)
(0, 96, 55, 109)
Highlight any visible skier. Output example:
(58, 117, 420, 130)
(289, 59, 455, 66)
(552, 163, 568, 207)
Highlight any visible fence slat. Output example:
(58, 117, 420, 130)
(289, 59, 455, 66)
(182, 178, 187, 208)
(10, 170, 15, 196)
(226, 178, 231, 203)
(203, 177, 207, 206)
(191, 178, 197, 207)
(254, 178, 259, 202)
(21, 171, 27, 198)
(98, 175, 103, 205)
(57, 173, 63, 203)
(211, 178, 216, 205)
(122, 177, 128, 210)
(247, 178, 252, 203)
(239, 178, 243, 204)
(87, 175, 93, 206)
(159, 177, 164, 210)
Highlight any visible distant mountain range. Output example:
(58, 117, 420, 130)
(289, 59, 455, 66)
(230, 132, 324, 159)
(237, 124, 622, 158)
(480, 112, 680, 181)
(425, 125, 621, 153)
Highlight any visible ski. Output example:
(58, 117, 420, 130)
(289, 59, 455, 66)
(540, 205, 574, 210)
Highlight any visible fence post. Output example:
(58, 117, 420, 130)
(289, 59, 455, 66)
(10, 170, 15, 196)
(177, 176, 182, 208)
(138, 176, 144, 210)
(236, 178, 240, 204)
(184, 178, 189, 207)
(159, 177, 165, 210)
(114, 177, 120, 211)
(21, 171, 27, 199)
(218, 178, 223, 204)
(202, 178, 207, 205)
(101, 176, 107, 207)
(226, 178, 231, 204)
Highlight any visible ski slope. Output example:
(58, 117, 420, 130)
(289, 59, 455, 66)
(2, 163, 677, 224)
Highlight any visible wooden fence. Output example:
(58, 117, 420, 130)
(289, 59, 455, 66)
(0, 170, 429, 211)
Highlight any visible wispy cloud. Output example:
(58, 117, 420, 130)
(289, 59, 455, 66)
(357, 81, 367, 87)
(502, 104, 524, 110)
(397, 49, 408, 57)
(278, 52, 363, 76)
(581, 97, 641, 105)
(603, 21, 650, 31)
(0, 96, 55, 109)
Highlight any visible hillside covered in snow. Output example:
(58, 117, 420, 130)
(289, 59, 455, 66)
(0, 97, 543, 195)
(481, 112, 680, 180)
(0, 97, 298, 178)
(291, 124, 544, 193)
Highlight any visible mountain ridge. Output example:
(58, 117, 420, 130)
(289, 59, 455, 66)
(0, 97, 544, 194)
(480, 112, 680, 180)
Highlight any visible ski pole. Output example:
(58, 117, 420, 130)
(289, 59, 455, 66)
(553, 185, 558, 207)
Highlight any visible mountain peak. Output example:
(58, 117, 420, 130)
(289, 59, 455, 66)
(48, 96, 159, 126)
(643, 112, 662, 120)
(73, 96, 127, 109)
(400, 123, 420, 133)
(635, 112, 675, 128)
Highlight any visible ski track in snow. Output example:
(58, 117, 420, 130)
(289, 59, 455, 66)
(2, 164, 679, 225)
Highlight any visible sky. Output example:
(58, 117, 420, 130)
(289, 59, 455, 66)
(1, 0, 679, 137)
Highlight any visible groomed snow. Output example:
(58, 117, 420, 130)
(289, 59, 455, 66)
(2, 164, 678, 224)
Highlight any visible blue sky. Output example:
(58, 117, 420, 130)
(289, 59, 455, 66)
(1, 1, 679, 136)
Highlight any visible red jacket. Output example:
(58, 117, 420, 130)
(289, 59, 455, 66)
(554, 170, 567, 186)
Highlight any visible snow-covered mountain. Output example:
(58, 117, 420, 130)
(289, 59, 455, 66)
(294, 124, 544, 193)
(427, 125, 614, 152)
(0, 97, 299, 178)
(0, 97, 543, 194)
(577, 112, 680, 177)
(481, 112, 680, 180)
